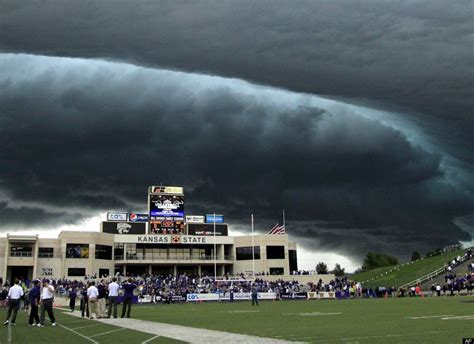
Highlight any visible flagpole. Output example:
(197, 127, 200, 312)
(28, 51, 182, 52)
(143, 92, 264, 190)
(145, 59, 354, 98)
(251, 214, 255, 280)
(283, 209, 285, 230)
(213, 213, 217, 281)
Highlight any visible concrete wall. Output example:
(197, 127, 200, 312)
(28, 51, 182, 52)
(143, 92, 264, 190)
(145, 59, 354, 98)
(232, 234, 295, 275)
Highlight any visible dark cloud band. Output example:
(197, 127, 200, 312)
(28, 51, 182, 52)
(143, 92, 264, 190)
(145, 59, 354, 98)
(0, 53, 472, 259)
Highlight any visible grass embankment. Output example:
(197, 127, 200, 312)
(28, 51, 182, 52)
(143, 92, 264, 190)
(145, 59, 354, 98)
(352, 249, 465, 288)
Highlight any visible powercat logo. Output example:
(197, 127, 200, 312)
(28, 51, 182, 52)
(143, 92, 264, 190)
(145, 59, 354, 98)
(117, 222, 131, 234)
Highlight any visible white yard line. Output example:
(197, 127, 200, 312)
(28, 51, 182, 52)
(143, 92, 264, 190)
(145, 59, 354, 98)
(407, 315, 453, 319)
(61, 319, 92, 326)
(282, 312, 342, 316)
(141, 335, 160, 344)
(89, 327, 126, 338)
(442, 315, 474, 320)
(62, 310, 304, 343)
(57, 322, 99, 344)
(7, 322, 12, 344)
(74, 323, 104, 330)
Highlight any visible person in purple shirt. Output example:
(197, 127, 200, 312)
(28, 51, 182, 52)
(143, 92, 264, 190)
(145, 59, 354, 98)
(68, 286, 77, 312)
(121, 278, 137, 318)
(28, 280, 40, 326)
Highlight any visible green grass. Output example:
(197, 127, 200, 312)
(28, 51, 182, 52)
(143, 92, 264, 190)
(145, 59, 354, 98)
(1, 297, 473, 343)
(0, 307, 183, 344)
(352, 249, 465, 288)
(140, 297, 474, 343)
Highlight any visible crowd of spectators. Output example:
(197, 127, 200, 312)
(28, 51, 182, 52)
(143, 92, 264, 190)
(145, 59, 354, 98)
(0, 249, 472, 306)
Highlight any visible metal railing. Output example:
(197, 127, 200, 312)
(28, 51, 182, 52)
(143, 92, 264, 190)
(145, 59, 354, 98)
(115, 254, 234, 261)
(400, 253, 470, 288)
(10, 252, 33, 257)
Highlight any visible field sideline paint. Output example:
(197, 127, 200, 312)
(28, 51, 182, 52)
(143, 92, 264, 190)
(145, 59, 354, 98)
(142, 335, 160, 344)
(73, 323, 104, 330)
(442, 315, 474, 320)
(57, 322, 99, 344)
(89, 328, 126, 338)
(407, 315, 452, 319)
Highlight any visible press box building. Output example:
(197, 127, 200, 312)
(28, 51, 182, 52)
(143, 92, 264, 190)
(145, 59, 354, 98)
(0, 231, 298, 282)
(0, 186, 298, 282)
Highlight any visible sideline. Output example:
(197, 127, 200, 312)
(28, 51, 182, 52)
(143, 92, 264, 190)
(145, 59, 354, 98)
(61, 309, 304, 343)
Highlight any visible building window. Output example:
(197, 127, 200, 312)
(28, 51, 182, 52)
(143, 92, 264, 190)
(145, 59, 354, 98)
(66, 244, 89, 258)
(68, 268, 86, 277)
(10, 246, 33, 257)
(95, 244, 112, 260)
(38, 247, 54, 258)
(114, 244, 124, 260)
(236, 246, 260, 260)
(99, 268, 110, 277)
(289, 250, 298, 272)
(266, 246, 285, 259)
(269, 267, 284, 275)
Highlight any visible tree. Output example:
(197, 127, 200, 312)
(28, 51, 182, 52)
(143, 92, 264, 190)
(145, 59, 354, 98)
(316, 262, 328, 274)
(361, 252, 398, 271)
(331, 263, 345, 277)
(411, 251, 421, 261)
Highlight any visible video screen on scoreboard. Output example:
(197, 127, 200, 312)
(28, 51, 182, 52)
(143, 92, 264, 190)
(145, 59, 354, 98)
(149, 194, 184, 219)
(150, 220, 185, 234)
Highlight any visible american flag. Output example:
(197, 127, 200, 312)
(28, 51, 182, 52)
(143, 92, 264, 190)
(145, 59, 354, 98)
(268, 223, 285, 235)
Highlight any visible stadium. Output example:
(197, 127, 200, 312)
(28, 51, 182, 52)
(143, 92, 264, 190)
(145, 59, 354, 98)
(1, 186, 473, 343)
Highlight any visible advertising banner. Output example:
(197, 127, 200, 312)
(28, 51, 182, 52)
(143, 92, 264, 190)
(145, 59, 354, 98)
(128, 213, 149, 222)
(186, 215, 205, 223)
(186, 293, 220, 302)
(205, 214, 224, 223)
(65, 244, 89, 258)
(187, 292, 277, 302)
(308, 292, 336, 299)
(336, 291, 351, 299)
(107, 212, 128, 221)
(102, 221, 146, 235)
(279, 292, 308, 300)
(187, 223, 228, 236)
(149, 186, 184, 195)
(149, 194, 184, 219)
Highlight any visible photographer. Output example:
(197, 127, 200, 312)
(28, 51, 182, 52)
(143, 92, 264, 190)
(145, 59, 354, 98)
(39, 279, 56, 327)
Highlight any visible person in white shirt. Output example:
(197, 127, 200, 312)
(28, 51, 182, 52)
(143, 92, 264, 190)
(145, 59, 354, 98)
(3, 279, 24, 326)
(107, 277, 120, 318)
(39, 279, 56, 327)
(87, 281, 100, 319)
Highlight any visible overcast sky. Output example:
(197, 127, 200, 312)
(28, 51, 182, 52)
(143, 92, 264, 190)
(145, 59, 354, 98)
(0, 1, 473, 270)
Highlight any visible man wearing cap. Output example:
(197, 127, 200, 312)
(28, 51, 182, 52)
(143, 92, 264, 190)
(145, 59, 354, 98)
(3, 279, 23, 326)
(28, 280, 41, 326)
(39, 279, 56, 327)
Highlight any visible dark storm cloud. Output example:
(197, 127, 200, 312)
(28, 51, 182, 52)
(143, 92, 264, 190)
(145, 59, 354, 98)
(1, 0, 473, 164)
(0, 53, 472, 259)
(0, 201, 85, 228)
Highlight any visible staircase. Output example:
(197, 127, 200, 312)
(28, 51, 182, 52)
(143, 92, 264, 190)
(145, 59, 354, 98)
(404, 255, 474, 289)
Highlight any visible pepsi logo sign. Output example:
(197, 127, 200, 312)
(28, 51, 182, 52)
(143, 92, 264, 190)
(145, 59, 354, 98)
(128, 213, 148, 222)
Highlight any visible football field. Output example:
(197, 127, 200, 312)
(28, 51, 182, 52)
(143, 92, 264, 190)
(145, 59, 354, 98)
(1, 296, 473, 343)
